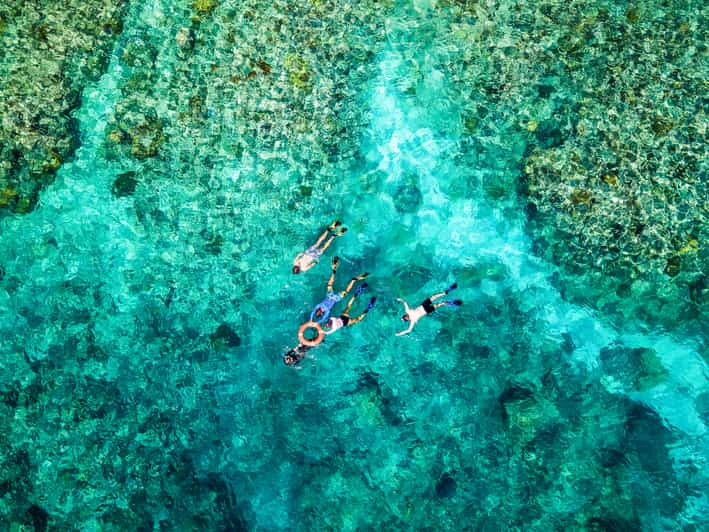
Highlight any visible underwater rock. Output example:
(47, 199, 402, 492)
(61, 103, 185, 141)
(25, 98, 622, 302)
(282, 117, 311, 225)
(633, 348, 668, 391)
(204, 234, 224, 255)
(586, 516, 642, 532)
(256, 60, 271, 75)
(463, 113, 478, 133)
(193, 0, 218, 13)
(651, 117, 673, 137)
(696, 392, 709, 424)
(112, 172, 138, 197)
(624, 402, 673, 470)
(664, 256, 681, 277)
(569, 189, 592, 206)
(601, 173, 619, 187)
(0, 0, 129, 215)
(600, 345, 668, 391)
(625, 8, 640, 23)
(348, 372, 405, 426)
(435, 472, 457, 498)
(0, 188, 18, 209)
(621, 401, 685, 515)
(25, 504, 50, 532)
(122, 35, 159, 68)
(498, 384, 535, 425)
(688, 275, 707, 304)
(175, 27, 194, 51)
(391, 173, 423, 213)
(502, 0, 708, 330)
(129, 119, 165, 159)
(199, 474, 249, 531)
(210, 323, 241, 351)
(536, 83, 555, 98)
(284, 53, 311, 90)
(534, 119, 564, 149)
(1, 386, 19, 409)
(678, 236, 699, 255)
(14, 197, 32, 214)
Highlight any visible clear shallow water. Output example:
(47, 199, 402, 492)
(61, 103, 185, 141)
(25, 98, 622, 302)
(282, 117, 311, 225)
(1, 0, 707, 530)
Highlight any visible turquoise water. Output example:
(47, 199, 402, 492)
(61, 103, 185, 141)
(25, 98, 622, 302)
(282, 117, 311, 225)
(1, 0, 708, 530)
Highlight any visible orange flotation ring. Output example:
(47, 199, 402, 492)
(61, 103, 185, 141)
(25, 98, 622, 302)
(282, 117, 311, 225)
(298, 320, 324, 347)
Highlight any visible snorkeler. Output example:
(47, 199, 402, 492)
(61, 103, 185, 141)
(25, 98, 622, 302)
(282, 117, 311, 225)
(292, 220, 347, 274)
(395, 283, 461, 337)
(310, 256, 368, 324)
(283, 343, 313, 366)
(287, 289, 376, 366)
(323, 285, 377, 335)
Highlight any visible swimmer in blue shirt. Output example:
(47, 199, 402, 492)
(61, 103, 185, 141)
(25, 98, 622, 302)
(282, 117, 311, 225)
(323, 289, 377, 335)
(310, 256, 368, 324)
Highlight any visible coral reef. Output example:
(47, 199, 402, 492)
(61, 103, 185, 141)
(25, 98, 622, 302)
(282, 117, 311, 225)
(106, 0, 388, 179)
(0, 0, 705, 530)
(0, 0, 129, 216)
(442, 0, 707, 328)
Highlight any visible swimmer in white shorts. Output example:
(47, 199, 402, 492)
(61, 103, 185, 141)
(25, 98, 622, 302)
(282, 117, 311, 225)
(292, 220, 347, 274)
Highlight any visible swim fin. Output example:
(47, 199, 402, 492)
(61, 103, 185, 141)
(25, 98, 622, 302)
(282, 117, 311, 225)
(355, 283, 368, 296)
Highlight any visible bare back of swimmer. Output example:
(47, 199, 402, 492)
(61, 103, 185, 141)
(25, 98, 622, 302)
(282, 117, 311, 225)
(396, 283, 461, 336)
(293, 221, 347, 274)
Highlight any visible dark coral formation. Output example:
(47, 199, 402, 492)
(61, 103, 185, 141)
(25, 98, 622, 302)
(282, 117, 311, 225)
(0, 0, 129, 216)
(105, 0, 388, 181)
(519, 0, 708, 327)
(443, 0, 707, 329)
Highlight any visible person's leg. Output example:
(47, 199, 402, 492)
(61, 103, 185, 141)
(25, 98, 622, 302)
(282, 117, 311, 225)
(341, 273, 369, 297)
(342, 293, 357, 315)
(429, 291, 447, 302)
(316, 221, 347, 252)
(314, 229, 331, 248)
(348, 297, 377, 326)
(327, 256, 340, 291)
(430, 283, 457, 302)
(434, 299, 462, 309)
(340, 283, 366, 317)
(318, 234, 336, 254)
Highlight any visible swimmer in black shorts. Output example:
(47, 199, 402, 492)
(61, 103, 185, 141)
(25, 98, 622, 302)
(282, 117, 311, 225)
(396, 283, 461, 337)
(323, 284, 376, 335)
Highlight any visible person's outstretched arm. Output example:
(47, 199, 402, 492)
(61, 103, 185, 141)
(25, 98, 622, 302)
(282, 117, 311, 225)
(395, 324, 414, 336)
(395, 298, 413, 336)
(396, 297, 411, 313)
